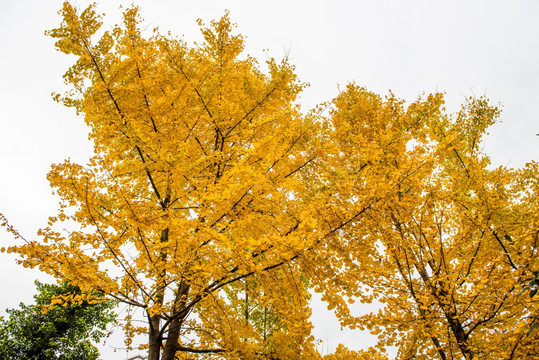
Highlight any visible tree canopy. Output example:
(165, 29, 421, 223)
(3, 2, 324, 359)
(0, 281, 115, 360)
(1, 2, 539, 360)
(319, 85, 539, 358)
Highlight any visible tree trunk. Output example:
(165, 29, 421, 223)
(161, 282, 191, 360)
(148, 228, 170, 360)
(161, 317, 183, 360)
(148, 314, 162, 360)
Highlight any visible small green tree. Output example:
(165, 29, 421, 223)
(0, 281, 115, 360)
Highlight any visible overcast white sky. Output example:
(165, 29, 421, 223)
(1, 1, 539, 358)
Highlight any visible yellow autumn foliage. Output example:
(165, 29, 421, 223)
(2, 2, 539, 360)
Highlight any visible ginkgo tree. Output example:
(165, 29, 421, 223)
(1, 2, 329, 359)
(3, 2, 539, 360)
(320, 84, 539, 359)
